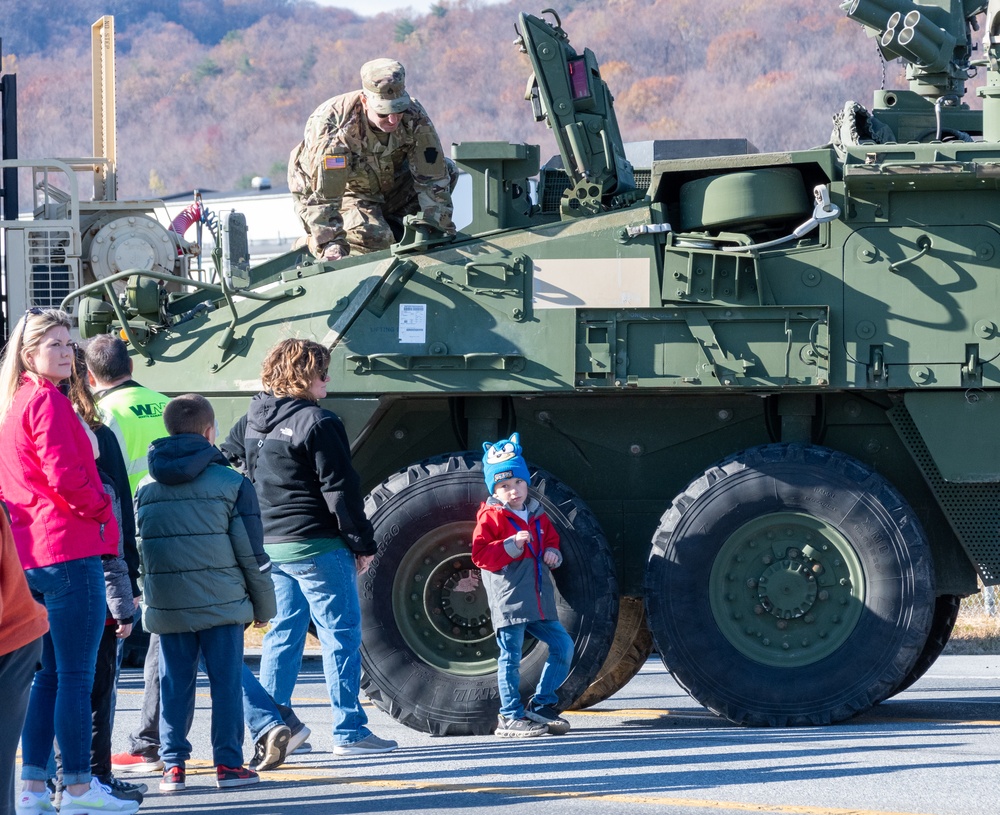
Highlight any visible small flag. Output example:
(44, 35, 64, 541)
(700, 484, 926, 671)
(324, 155, 347, 170)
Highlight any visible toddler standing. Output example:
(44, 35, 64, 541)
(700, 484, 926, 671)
(471, 433, 574, 737)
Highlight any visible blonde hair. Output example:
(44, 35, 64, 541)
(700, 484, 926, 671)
(0, 308, 73, 427)
(260, 338, 330, 401)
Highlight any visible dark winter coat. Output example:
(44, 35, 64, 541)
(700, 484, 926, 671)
(135, 433, 275, 634)
(222, 392, 375, 555)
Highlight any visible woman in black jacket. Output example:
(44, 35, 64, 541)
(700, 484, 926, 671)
(223, 339, 396, 756)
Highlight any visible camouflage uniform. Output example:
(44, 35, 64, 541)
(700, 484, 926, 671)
(288, 90, 457, 258)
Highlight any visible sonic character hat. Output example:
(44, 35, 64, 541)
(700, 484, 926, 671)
(482, 433, 531, 493)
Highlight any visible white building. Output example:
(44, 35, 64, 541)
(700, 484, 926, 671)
(161, 174, 473, 269)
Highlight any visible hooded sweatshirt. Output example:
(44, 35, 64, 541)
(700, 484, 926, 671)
(222, 392, 375, 557)
(135, 433, 275, 634)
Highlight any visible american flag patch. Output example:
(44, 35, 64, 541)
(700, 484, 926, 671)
(324, 155, 346, 170)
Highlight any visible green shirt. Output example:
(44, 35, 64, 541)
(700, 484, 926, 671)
(264, 535, 348, 564)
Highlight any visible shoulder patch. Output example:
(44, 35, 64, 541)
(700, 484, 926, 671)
(324, 155, 347, 170)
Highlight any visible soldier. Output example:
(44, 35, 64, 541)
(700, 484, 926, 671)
(288, 58, 458, 261)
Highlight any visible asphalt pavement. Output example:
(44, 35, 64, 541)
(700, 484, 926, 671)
(21, 654, 1000, 815)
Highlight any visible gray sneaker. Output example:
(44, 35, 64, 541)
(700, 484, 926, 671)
(494, 714, 548, 737)
(333, 733, 398, 756)
(525, 701, 571, 735)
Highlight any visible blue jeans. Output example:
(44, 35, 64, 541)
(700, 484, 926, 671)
(125, 629, 290, 752)
(242, 665, 301, 744)
(21, 556, 105, 786)
(259, 548, 370, 746)
(158, 624, 244, 769)
(496, 619, 574, 719)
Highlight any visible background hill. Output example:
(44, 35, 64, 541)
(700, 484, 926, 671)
(0, 0, 911, 199)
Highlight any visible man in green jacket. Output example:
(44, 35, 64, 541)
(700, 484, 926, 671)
(85, 335, 168, 494)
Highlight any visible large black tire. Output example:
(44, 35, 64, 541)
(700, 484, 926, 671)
(645, 443, 935, 726)
(568, 596, 653, 710)
(890, 593, 961, 696)
(359, 453, 618, 736)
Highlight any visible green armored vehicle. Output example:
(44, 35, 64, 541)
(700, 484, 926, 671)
(6, 2, 1000, 733)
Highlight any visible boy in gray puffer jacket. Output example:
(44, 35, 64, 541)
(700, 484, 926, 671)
(136, 394, 275, 794)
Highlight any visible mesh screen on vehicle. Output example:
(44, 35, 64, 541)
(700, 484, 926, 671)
(890, 402, 1000, 583)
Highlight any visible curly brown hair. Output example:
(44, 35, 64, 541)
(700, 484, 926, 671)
(260, 338, 331, 401)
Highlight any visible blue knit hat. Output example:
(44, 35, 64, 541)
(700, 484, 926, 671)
(482, 433, 531, 493)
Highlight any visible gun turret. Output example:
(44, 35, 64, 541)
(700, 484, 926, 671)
(514, 10, 635, 218)
(842, 0, 986, 100)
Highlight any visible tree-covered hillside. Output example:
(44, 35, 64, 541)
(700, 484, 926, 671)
(1, 0, 908, 199)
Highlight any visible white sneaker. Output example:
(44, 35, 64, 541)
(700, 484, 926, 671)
(287, 724, 311, 754)
(59, 778, 140, 815)
(14, 790, 55, 814)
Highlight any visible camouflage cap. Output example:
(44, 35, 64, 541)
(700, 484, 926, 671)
(360, 58, 411, 115)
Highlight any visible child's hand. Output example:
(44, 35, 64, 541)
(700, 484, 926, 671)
(513, 530, 530, 552)
(542, 548, 560, 567)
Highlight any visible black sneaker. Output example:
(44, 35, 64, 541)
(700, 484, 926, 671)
(96, 775, 146, 803)
(494, 714, 547, 737)
(249, 723, 291, 772)
(525, 701, 571, 735)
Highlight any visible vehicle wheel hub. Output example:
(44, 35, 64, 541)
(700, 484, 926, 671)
(391, 521, 498, 674)
(709, 512, 865, 668)
(757, 554, 819, 618)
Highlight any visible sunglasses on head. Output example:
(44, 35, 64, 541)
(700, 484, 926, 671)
(19, 307, 45, 344)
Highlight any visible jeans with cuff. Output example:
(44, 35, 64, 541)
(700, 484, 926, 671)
(242, 668, 303, 743)
(495, 619, 574, 720)
(21, 556, 106, 786)
(259, 548, 370, 747)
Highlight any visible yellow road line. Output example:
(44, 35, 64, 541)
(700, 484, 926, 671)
(236, 763, 935, 815)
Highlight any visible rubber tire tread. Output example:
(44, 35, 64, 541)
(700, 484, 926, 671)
(359, 452, 618, 736)
(568, 596, 653, 710)
(890, 593, 960, 696)
(645, 443, 935, 727)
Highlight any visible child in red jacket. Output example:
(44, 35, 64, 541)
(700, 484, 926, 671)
(471, 433, 574, 737)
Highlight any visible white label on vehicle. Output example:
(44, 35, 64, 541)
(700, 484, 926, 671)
(532, 257, 651, 308)
(398, 303, 427, 344)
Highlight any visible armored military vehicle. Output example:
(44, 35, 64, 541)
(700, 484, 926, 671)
(5, 2, 1000, 734)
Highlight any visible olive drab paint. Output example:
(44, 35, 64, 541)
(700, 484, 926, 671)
(40, 3, 1000, 734)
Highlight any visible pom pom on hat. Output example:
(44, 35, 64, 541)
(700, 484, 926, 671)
(482, 432, 531, 493)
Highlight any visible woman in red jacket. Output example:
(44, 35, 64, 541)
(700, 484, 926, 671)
(0, 308, 134, 815)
